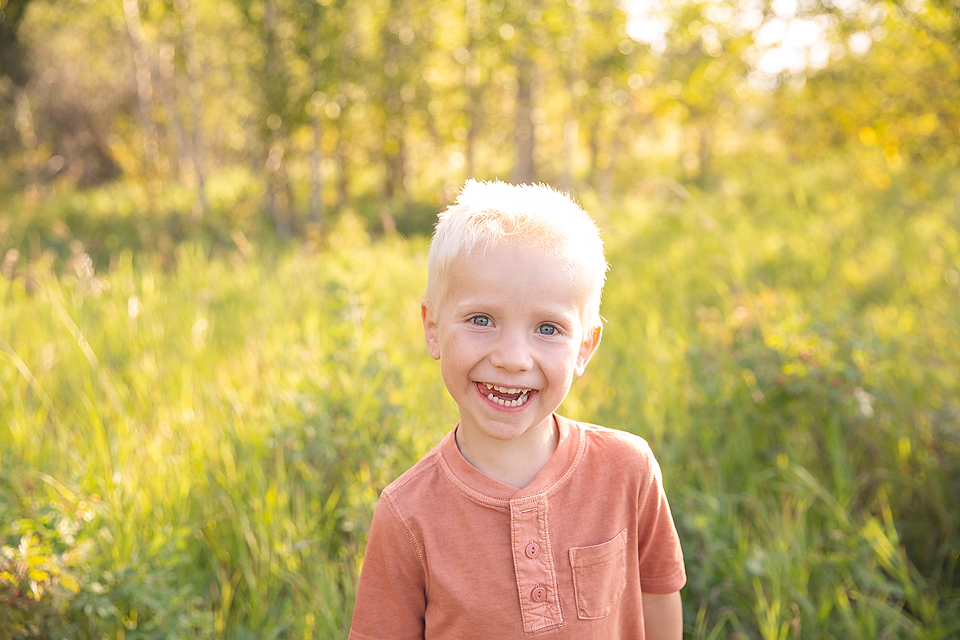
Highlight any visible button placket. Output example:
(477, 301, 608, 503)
(511, 498, 563, 633)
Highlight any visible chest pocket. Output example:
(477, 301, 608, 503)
(568, 529, 627, 620)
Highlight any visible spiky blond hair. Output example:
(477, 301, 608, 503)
(424, 179, 607, 332)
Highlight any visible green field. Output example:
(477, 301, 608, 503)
(2, 153, 958, 638)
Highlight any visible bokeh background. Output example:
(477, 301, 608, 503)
(1, 0, 959, 637)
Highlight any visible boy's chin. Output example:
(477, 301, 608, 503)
(460, 410, 556, 440)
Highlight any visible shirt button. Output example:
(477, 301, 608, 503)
(524, 542, 541, 559)
(531, 586, 547, 602)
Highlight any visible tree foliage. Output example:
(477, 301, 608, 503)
(1, 0, 955, 231)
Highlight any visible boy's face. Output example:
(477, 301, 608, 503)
(421, 243, 601, 448)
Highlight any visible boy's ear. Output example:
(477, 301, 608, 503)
(574, 325, 602, 377)
(421, 301, 441, 360)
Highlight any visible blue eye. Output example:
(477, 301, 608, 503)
(471, 315, 490, 326)
(537, 324, 557, 335)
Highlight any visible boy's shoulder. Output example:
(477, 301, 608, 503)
(576, 419, 658, 463)
(377, 434, 449, 504)
(572, 419, 663, 481)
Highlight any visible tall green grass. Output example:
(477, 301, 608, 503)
(579, 157, 960, 637)
(1, 214, 450, 638)
(2, 156, 959, 638)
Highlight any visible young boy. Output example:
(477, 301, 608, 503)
(349, 180, 685, 639)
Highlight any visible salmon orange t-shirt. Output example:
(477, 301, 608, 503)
(349, 414, 686, 639)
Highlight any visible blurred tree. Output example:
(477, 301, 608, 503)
(3, 0, 126, 195)
(506, 0, 539, 184)
(4, 0, 959, 230)
(296, 0, 354, 230)
(377, 0, 415, 216)
(629, 0, 754, 188)
(1, 0, 35, 196)
(121, 0, 161, 181)
(462, 0, 485, 179)
(0, 0, 31, 86)
(261, 0, 293, 236)
(555, 0, 587, 193)
(166, 0, 209, 215)
(566, 0, 637, 199)
(232, 0, 322, 236)
(775, 0, 960, 176)
(457, 0, 514, 182)
(323, 0, 361, 211)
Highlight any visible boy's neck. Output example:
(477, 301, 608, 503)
(454, 415, 559, 489)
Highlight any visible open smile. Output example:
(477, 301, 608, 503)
(476, 382, 535, 408)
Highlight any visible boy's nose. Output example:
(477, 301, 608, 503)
(490, 330, 533, 372)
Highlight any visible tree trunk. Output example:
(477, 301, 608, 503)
(513, 52, 535, 184)
(13, 89, 39, 203)
(464, 0, 482, 179)
(266, 138, 291, 238)
(598, 114, 627, 206)
(261, 0, 290, 237)
(177, 0, 209, 217)
(0, 0, 31, 86)
(381, 121, 402, 233)
(561, 0, 585, 194)
(121, 0, 159, 177)
(587, 118, 600, 190)
(336, 133, 350, 209)
(561, 119, 577, 194)
(309, 112, 325, 229)
(156, 43, 187, 183)
(381, 10, 407, 208)
(696, 122, 712, 188)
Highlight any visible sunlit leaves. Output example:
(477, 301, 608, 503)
(3, 0, 958, 230)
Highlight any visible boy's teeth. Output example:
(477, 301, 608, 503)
(485, 390, 531, 408)
(484, 383, 527, 394)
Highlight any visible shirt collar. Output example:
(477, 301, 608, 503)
(438, 414, 584, 505)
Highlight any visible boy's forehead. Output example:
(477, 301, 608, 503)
(458, 241, 578, 278)
(445, 246, 591, 306)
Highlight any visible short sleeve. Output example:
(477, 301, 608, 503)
(635, 450, 686, 594)
(349, 492, 427, 640)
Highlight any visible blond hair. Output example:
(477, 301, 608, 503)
(424, 180, 607, 332)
